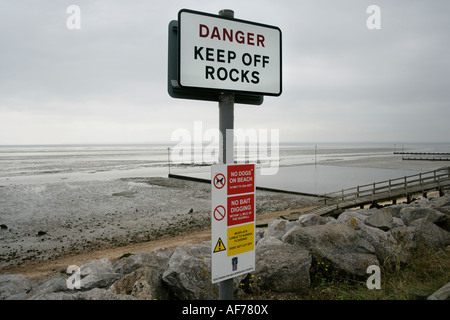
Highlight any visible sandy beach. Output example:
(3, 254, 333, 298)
(0, 176, 319, 278)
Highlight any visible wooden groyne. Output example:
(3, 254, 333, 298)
(168, 173, 322, 197)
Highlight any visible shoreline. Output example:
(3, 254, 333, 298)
(0, 208, 312, 280)
(0, 177, 318, 279)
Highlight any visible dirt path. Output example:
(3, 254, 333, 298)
(3, 208, 314, 280)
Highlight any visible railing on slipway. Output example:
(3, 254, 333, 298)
(304, 167, 450, 217)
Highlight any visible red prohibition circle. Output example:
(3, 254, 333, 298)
(213, 174, 226, 189)
(213, 205, 226, 221)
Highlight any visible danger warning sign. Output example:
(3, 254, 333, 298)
(178, 9, 282, 96)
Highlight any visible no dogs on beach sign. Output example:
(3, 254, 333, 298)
(211, 164, 255, 283)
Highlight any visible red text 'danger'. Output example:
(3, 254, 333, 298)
(199, 24, 265, 47)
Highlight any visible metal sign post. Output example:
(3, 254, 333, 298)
(218, 9, 235, 300)
(168, 7, 282, 301)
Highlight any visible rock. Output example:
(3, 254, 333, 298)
(379, 205, 407, 218)
(325, 216, 338, 225)
(356, 223, 404, 264)
(28, 291, 79, 300)
(75, 288, 137, 300)
(434, 208, 450, 232)
(431, 194, 450, 208)
(26, 274, 69, 299)
(412, 198, 431, 208)
(264, 219, 298, 240)
(345, 216, 364, 230)
(336, 209, 370, 225)
(0, 274, 32, 300)
(410, 218, 450, 248)
(255, 228, 265, 244)
(282, 224, 378, 276)
(390, 218, 450, 262)
(28, 287, 136, 300)
(79, 258, 120, 290)
(364, 209, 394, 231)
(427, 281, 450, 300)
(298, 213, 327, 227)
(254, 236, 311, 293)
(392, 217, 405, 228)
(113, 249, 172, 276)
(110, 267, 171, 300)
(162, 241, 218, 300)
(399, 207, 446, 226)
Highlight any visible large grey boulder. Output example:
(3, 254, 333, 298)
(79, 258, 120, 290)
(336, 209, 370, 225)
(25, 274, 69, 299)
(298, 213, 327, 227)
(356, 222, 405, 264)
(110, 266, 170, 300)
(162, 241, 218, 300)
(378, 205, 407, 218)
(113, 249, 172, 276)
(29, 288, 136, 300)
(390, 218, 450, 263)
(264, 219, 299, 240)
(409, 218, 450, 248)
(431, 194, 450, 208)
(400, 207, 447, 226)
(282, 224, 379, 276)
(254, 236, 311, 293)
(0, 274, 32, 300)
(75, 288, 137, 300)
(364, 209, 394, 231)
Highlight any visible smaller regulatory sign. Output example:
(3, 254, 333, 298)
(211, 163, 256, 283)
(227, 164, 255, 195)
(227, 223, 255, 256)
(227, 194, 254, 226)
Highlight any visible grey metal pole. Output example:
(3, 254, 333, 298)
(218, 8, 235, 301)
(219, 93, 234, 165)
(218, 92, 234, 300)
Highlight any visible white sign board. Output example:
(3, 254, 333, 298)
(211, 164, 256, 283)
(178, 9, 282, 96)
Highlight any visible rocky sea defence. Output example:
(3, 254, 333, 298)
(1, 194, 449, 300)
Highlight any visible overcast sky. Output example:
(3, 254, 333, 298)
(0, 0, 449, 145)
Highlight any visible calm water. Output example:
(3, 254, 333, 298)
(1, 142, 449, 194)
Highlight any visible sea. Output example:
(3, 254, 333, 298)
(1, 142, 450, 195)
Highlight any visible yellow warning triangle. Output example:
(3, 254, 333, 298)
(213, 238, 226, 253)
